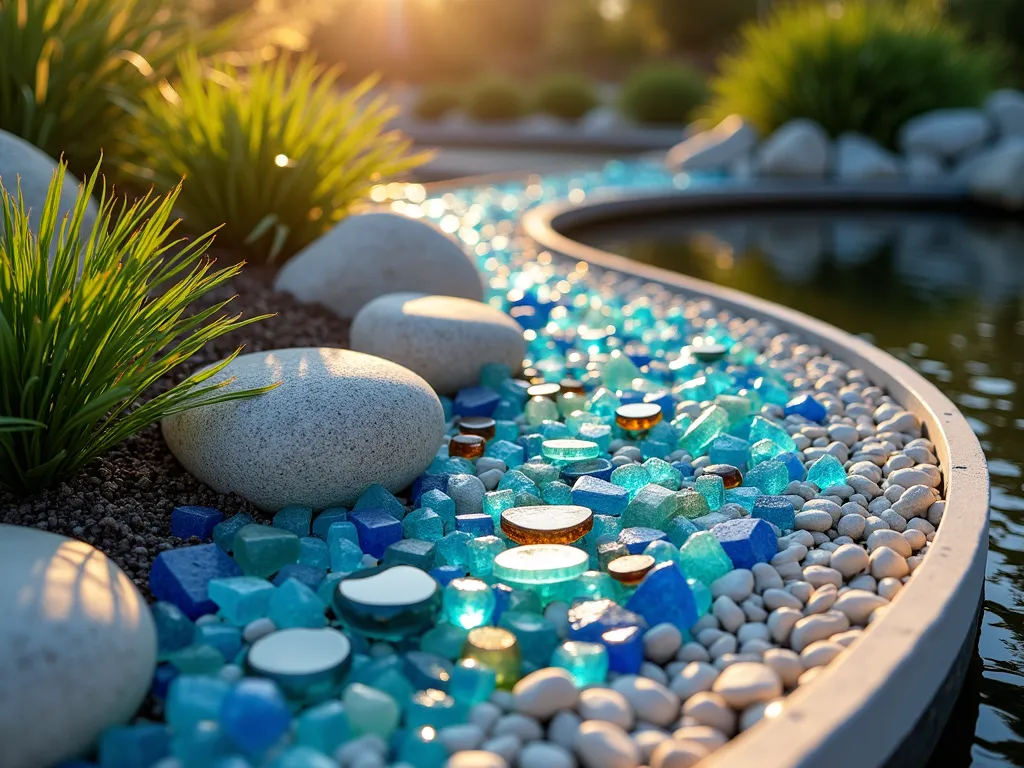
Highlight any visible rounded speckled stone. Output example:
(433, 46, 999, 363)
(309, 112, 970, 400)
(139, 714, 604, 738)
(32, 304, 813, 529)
(161, 347, 445, 510)
(350, 293, 526, 395)
(274, 212, 484, 319)
(0, 526, 156, 768)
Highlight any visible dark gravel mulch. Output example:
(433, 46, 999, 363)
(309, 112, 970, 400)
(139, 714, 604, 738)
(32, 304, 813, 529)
(0, 262, 351, 597)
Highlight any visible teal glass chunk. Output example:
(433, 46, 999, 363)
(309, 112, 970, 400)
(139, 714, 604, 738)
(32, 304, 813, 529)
(443, 577, 496, 629)
(317, 572, 344, 605)
(233, 525, 300, 578)
(467, 535, 506, 577)
(744, 459, 789, 495)
(709, 434, 751, 468)
(383, 538, 437, 570)
(167, 644, 224, 675)
(749, 415, 797, 453)
(666, 516, 699, 548)
(552, 641, 609, 687)
(643, 457, 682, 490)
(271, 747, 337, 768)
(405, 689, 460, 729)
(421, 622, 471, 660)
(750, 437, 783, 465)
(621, 483, 676, 529)
(539, 420, 571, 440)
(436, 531, 473, 568)
(541, 480, 573, 505)
(694, 474, 725, 511)
(342, 683, 400, 739)
(298, 537, 330, 570)
(327, 521, 359, 549)
(152, 601, 195, 659)
(483, 490, 516, 528)
(689, 577, 713, 615)
(515, 491, 544, 507)
(311, 507, 348, 540)
(525, 396, 560, 426)
(714, 394, 755, 425)
(578, 423, 612, 454)
(213, 513, 254, 553)
(807, 454, 847, 490)
(449, 659, 497, 705)
(480, 362, 513, 390)
(403, 508, 444, 542)
(753, 375, 790, 406)
(725, 486, 760, 511)
(170, 720, 232, 765)
(398, 729, 448, 768)
(639, 438, 671, 459)
(443, 457, 476, 475)
(610, 464, 652, 498)
(354, 483, 406, 519)
(643, 539, 681, 566)
(273, 505, 312, 537)
(678, 405, 730, 457)
(268, 578, 327, 629)
(495, 420, 519, 441)
(571, 570, 621, 602)
(603, 350, 642, 390)
(208, 576, 275, 626)
(421, 489, 457, 532)
(167, 676, 231, 731)
(679, 531, 734, 585)
(486, 439, 526, 466)
(586, 387, 621, 418)
(542, 438, 600, 461)
(329, 537, 363, 573)
(677, 489, 711, 520)
(499, 610, 559, 666)
(516, 461, 561, 486)
(499, 469, 541, 497)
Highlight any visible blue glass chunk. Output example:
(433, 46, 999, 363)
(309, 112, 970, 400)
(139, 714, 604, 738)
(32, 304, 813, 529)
(151, 601, 196, 659)
(671, 461, 695, 478)
(208, 577, 275, 626)
(665, 516, 699, 548)
(268, 578, 327, 629)
(712, 518, 778, 569)
(171, 506, 223, 541)
(455, 513, 495, 537)
(330, 537, 364, 573)
(785, 393, 827, 423)
(327, 521, 360, 549)
(354, 483, 406, 519)
(708, 434, 751, 469)
(449, 659, 497, 705)
(454, 386, 501, 417)
(567, 599, 648, 643)
(625, 562, 698, 632)
(572, 475, 628, 516)
(561, 458, 615, 484)
(272, 563, 325, 592)
(411, 473, 449, 506)
(430, 565, 466, 587)
(151, 663, 178, 701)
(753, 495, 796, 530)
(311, 508, 348, 540)
(404, 651, 453, 692)
(166, 675, 231, 731)
(197, 624, 243, 661)
(296, 700, 350, 755)
(499, 611, 559, 666)
(298, 537, 331, 570)
(349, 508, 404, 559)
(777, 451, 808, 482)
(601, 625, 644, 674)
(618, 526, 669, 554)
(150, 544, 242, 620)
(807, 454, 848, 490)
(219, 678, 291, 754)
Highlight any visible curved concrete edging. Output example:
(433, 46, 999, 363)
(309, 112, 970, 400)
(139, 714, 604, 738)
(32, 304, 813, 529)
(521, 183, 990, 768)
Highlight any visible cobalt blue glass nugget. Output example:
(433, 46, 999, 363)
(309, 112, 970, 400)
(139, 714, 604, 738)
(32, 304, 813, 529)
(753, 495, 796, 530)
(618, 526, 669, 554)
(625, 562, 698, 632)
(572, 475, 628, 516)
(712, 518, 777, 569)
(456, 513, 495, 537)
(561, 458, 615, 484)
(567, 599, 648, 643)
(784, 393, 827, 423)
(171, 506, 223, 541)
(150, 544, 242, 620)
(454, 386, 501, 417)
(333, 564, 442, 641)
(348, 508, 403, 559)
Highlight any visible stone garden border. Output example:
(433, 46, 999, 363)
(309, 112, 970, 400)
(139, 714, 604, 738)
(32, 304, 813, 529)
(518, 182, 990, 768)
(395, 120, 686, 153)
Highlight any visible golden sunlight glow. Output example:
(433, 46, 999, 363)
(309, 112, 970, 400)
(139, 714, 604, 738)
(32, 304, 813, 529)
(274, 153, 290, 167)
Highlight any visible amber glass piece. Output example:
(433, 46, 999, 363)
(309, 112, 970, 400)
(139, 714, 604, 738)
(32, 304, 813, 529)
(462, 627, 522, 688)
(560, 378, 586, 395)
(615, 403, 663, 431)
(500, 505, 594, 545)
(703, 463, 743, 489)
(450, 434, 486, 459)
(459, 416, 496, 440)
(606, 554, 656, 585)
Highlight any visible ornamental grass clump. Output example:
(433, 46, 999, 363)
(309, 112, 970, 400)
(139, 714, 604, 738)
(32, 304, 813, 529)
(704, 1, 1001, 149)
(125, 54, 428, 262)
(0, 0, 227, 172)
(619, 64, 709, 125)
(0, 162, 274, 496)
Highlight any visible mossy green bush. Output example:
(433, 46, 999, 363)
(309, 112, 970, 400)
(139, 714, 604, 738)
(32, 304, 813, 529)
(619, 64, 709, 125)
(125, 54, 427, 262)
(705, 1, 1002, 149)
(0, 163, 271, 495)
(465, 76, 528, 123)
(534, 74, 599, 121)
(414, 85, 462, 121)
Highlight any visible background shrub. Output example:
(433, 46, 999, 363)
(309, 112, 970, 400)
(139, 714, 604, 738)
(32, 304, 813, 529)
(465, 76, 529, 123)
(0, 0, 227, 173)
(0, 163, 272, 495)
(534, 74, 599, 121)
(125, 54, 427, 262)
(947, 0, 1024, 86)
(414, 84, 462, 121)
(619, 64, 709, 125)
(704, 1, 1002, 149)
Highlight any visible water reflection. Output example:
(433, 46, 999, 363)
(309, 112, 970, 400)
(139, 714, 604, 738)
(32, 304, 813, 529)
(578, 210, 1024, 767)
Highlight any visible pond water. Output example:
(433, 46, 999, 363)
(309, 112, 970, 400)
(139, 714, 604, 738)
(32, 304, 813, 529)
(575, 209, 1024, 767)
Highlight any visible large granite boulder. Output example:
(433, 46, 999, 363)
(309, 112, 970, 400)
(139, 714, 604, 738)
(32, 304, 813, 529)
(899, 108, 991, 161)
(666, 115, 758, 172)
(754, 119, 831, 177)
(274, 212, 484, 320)
(162, 347, 445, 510)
